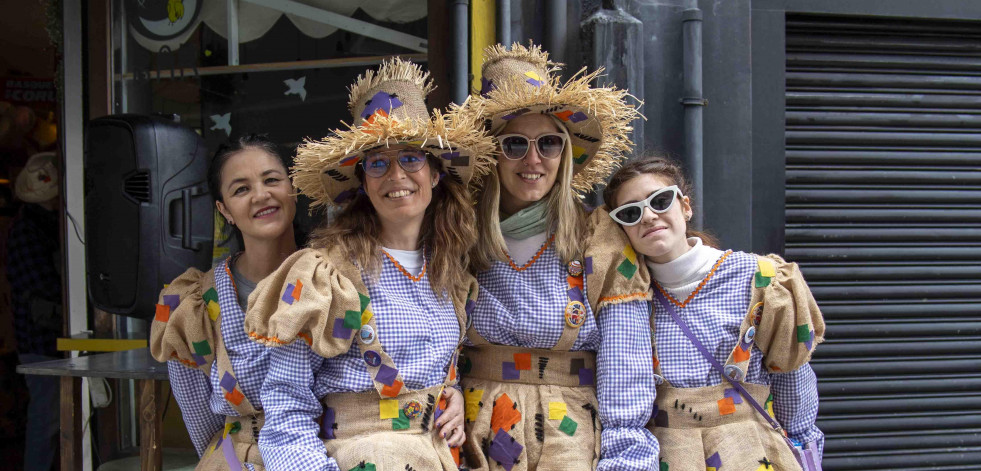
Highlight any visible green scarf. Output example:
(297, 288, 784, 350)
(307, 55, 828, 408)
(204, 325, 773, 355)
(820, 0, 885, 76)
(500, 199, 549, 240)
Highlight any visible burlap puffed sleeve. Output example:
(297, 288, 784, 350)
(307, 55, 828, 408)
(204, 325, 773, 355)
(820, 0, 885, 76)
(149, 267, 219, 374)
(750, 254, 826, 373)
(583, 205, 653, 313)
(243, 247, 365, 359)
(451, 273, 480, 341)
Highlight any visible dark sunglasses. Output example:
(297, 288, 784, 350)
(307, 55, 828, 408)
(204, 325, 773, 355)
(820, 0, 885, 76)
(361, 149, 428, 178)
(494, 133, 567, 160)
(609, 185, 683, 226)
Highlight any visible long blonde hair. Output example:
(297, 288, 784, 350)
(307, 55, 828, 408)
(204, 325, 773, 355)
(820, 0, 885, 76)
(310, 155, 476, 303)
(471, 121, 587, 271)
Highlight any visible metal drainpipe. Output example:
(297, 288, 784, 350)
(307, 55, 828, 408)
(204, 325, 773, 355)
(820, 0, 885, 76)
(452, 0, 470, 104)
(682, 8, 706, 230)
(497, 0, 511, 47)
(545, 0, 567, 65)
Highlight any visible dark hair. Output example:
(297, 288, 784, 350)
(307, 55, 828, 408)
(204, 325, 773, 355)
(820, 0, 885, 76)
(603, 155, 721, 248)
(208, 134, 288, 202)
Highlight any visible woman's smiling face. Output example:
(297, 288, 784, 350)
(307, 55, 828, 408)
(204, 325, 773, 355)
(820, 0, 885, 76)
(361, 145, 439, 230)
(612, 173, 693, 264)
(496, 113, 564, 214)
(216, 148, 296, 242)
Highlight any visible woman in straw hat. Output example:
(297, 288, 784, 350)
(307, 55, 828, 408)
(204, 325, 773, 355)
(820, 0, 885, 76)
(150, 134, 299, 470)
(602, 156, 824, 471)
(243, 58, 494, 471)
(455, 43, 658, 471)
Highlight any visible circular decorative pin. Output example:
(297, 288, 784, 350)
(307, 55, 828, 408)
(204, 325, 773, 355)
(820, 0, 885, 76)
(568, 260, 584, 277)
(724, 364, 745, 382)
(565, 301, 587, 328)
(363, 350, 381, 367)
(359, 325, 376, 345)
(403, 401, 422, 419)
(652, 373, 665, 386)
(751, 302, 764, 326)
(744, 326, 756, 344)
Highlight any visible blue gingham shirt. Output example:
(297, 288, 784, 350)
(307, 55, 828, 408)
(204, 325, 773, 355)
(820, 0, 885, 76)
(652, 250, 824, 455)
(259, 255, 460, 471)
(167, 261, 270, 468)
(470, 241, 659, 471)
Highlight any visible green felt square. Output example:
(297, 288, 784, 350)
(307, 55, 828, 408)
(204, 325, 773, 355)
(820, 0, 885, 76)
(392, 410, 410, 430)
(192, 340, 212, 356)
(229, 421, 241, 434)
(348, 463, 376, 471)
(660, 462, 669, 471)
(343, 310, 362, 330)
(754, 272, 771, 288)
(558, 415, 577, 436)
(616, 259, 637, 279)
(359, 293, 371, 313)
(573, 152, 589, 165)
(203, 287, 219, 304)
(796, 324, 810, 343)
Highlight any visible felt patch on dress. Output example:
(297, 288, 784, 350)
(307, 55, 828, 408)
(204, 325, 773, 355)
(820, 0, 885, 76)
(732, 344, 750, 363)
(706, 452, 722, 470)
(281, 283, 298, 304)
(464, 388, 485, 421)
(488, 428, 523, 471)
(332, 318, 353, 339)
(224, 389, 245, 406)
(348, 462, 376, 471)
(579, 368, 595, 386)
(206, 300, 221, 321)
(392, 410, 410, 430)
(381, 379, 404, 398)
(375, 364, 399, 386)
(154, 304, 170, 323)
(717, 397, 736, 416)
(559, 416, 577, 436)
(514, 353, 532, 371)
(502, 361, 520, 380)
(491, 394, 521, 433)
(379, 399, 400, 419)
(723, 388, 743, 404)
(548, 402, 567, 420)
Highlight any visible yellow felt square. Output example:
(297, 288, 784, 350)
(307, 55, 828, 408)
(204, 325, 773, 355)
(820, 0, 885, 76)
(464, 388, 485, 422)
(222, 422, 233, 438)
(379, 399, 400, 419)
(622, 245, 637, 264)
(758, 258, 775, 278)
(361, 308, 374, 326)
(207, 300, 220, 321)
(548, 402, 567, 420)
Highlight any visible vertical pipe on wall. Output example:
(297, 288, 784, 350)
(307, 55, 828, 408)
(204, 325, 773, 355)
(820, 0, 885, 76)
(227, 0, 240, 66)
(545, 0, 567, 66)
(682, 8, 705, 229)
(452, 0, 470, 104)
(497, 0, 511, 47)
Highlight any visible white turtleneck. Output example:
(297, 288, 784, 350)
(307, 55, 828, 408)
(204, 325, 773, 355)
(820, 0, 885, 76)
(645, 237, 725, 301)
(383, 247, 424, 276)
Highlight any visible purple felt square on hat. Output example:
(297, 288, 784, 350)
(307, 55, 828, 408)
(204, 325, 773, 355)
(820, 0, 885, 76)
(723, 388, 743, 404)
(569, 111, 589, 123)
(480, 77, 495, 97)
(192, 354, 206, 366)
(805, 330, 814, 351)
(375, 364, 398, 386)
(578, 368, 594, 386)
(281, 284, 296, 305)
(526, 77, 544, 87)
(320, 407, 336, 440)
(502, 108, 530, 121)
(502, 362, 520, 380)
(567, 287, 584, 304)
(584, 257, 593, 275)
(333, 188, 357, 204)
(332, 318, 353, 339)
(220, 372, 237, 392)
(163, 294, 180, 311)
(361, 91, 403, 119)
(440, 151, 460, 160)
(706, 451, 722, 469)
(488, 429, 523, 470)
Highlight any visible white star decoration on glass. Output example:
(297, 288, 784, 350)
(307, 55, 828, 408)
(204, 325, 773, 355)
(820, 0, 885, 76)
(284, 76, 307, 102)
(210, 113, 231, 136)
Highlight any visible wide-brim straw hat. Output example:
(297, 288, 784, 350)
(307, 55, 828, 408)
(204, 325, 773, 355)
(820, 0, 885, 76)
(293, 58, 494, 208)
(459, 43, 642, 195)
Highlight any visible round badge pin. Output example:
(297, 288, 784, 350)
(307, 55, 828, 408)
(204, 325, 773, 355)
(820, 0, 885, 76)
(724, 364, 745, 382)
(362, 350, 381, 367)
(403, 401, 422, 419)
(751, 302, 764, 326)
(567, 260, 584, 277)
(565, 301, 586, 328)
(359, 325, 376, 345)
(744, 326, 756, 344)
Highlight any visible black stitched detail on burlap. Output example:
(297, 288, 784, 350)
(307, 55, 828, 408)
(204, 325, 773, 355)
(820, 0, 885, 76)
(538, 357, 549, 379)
(535, 413, 545, 441)
(421, 394, 436, 432)
(582, 403, 598, 430)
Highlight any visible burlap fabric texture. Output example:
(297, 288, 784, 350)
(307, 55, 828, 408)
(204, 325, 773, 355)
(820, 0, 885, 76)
(196, 415, 265, 471)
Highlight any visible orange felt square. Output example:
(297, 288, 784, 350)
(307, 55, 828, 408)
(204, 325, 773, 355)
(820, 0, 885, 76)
(225, 389, 245, 406)
(514, 353, 532, 370)
(732, 345, 750, 363)
(451, 446, 461, 466)
(449, 364, 457, 381)
(154, 304, 170, 323)
(652, 356, 660, 370)
(292, 280, 303, 300)
(554, 110, 575, 121)
(566, 275, 584, 290)
(381, 379, 404, 398)
(490, 394, 522, 433)
(717, 397, 735, 416)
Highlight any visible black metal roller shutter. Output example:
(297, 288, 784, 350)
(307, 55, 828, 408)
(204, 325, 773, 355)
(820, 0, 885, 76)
(784, 14, 981, 470)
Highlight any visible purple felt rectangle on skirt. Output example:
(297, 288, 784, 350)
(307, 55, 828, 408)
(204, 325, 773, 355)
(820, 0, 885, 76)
(488, 428, 524, 471)
(578, 368, 594, 386)
(332, 318, 353, 339)
(723, 387, 743, 404)
(501, 362, 520, 380)
(320, 407, 336, 440)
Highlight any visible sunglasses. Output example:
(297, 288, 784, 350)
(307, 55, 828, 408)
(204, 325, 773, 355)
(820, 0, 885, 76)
(494, 133, 567, 160)
(609, 185, 684, 226)
(361, 148, 428, 178)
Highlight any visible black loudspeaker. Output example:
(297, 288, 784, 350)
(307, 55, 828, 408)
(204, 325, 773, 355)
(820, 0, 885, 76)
(84, 114, 213, 318)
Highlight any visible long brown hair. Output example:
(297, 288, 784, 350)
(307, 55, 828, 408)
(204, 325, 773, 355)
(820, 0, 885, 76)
(603, 155, 720, 248)
(309, 154, 476, 303)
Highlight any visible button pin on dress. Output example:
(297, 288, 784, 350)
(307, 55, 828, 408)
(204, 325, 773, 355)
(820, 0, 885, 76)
(359, 325, 376, 345)
(724, 364, 744, 382)
(363, 350, 382, 367)
(567, 260, 584, 277)
(565, 301, 586, 328)
(652, 373, 665, 386)
(744, 326, 756, 344)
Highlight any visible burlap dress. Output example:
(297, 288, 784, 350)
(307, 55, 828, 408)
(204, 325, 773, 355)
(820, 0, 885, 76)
(461, 209, 657, 471)
(244, 246, 479, 471)
(648, 251, 826, 471)
(150, 259, 267, 471)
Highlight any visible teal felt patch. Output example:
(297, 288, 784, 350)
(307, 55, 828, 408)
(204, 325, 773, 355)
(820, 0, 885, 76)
(754, 272, 771, 288)
(192, 340, 212, 356)
(617, 259, 637, 279)
(392, 410, 410, 430)
(359, 293, 371, 313)
(796, 324, 810, 343)
(558, 415, 577, 436)
(343, 310, 362, 330)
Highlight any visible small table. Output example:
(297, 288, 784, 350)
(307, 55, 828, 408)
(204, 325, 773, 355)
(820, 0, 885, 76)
(17, 348, 169, 471)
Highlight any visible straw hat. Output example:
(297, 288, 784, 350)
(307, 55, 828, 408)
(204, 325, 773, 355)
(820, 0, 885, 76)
(462, 43, 642, 195)
(293, 58, 494, 208)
